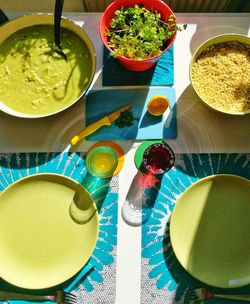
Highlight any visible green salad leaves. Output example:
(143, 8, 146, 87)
(105, 5, 185, 60)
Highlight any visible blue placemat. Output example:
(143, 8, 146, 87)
(102, 45, 174, 86)
(140, 153, 250, 304)
(86, 87, 177, 141)
(0, 153, 118, 304)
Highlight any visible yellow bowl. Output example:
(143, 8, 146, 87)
(0, 14, 96, 118)
(189, 34, 250, 115)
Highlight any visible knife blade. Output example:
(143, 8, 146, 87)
(71, 104, 131, 145)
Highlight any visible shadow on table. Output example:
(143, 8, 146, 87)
(162, 219, 250, 303)
(175, 83, 250, 156)
(122, 163, 163, 226)
(176, 83, 250, 123)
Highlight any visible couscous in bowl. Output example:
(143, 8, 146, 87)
(190, 34, 250, 115)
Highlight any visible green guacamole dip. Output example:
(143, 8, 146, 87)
(0, 25, 93, 115)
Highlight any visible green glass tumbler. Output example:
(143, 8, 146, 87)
(85, 146, 118, 178)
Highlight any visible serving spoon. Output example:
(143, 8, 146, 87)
(54, 0, 67, 61)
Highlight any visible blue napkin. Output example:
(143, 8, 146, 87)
(85, 87, 177, 140)
(102, 45, 174, 86)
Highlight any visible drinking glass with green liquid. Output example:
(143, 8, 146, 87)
(85, 146, 118, 178)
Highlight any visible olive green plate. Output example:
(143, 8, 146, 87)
(170, 174, 250, 288)
(0, 174, 99, 289)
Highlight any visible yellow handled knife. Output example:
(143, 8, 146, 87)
(71, 104, 131, 146)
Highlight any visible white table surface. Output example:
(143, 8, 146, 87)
(0, 13, 250, 304)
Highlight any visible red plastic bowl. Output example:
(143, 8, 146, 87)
(99, 0, 176, 71)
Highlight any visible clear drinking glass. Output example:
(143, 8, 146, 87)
(142, 142, 175, 174)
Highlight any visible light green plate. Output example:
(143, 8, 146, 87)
(170, 174, 250, 288)
(0, 173, 99, 289)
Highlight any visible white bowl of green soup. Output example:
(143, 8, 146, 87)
(0, 14, 96, 118)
